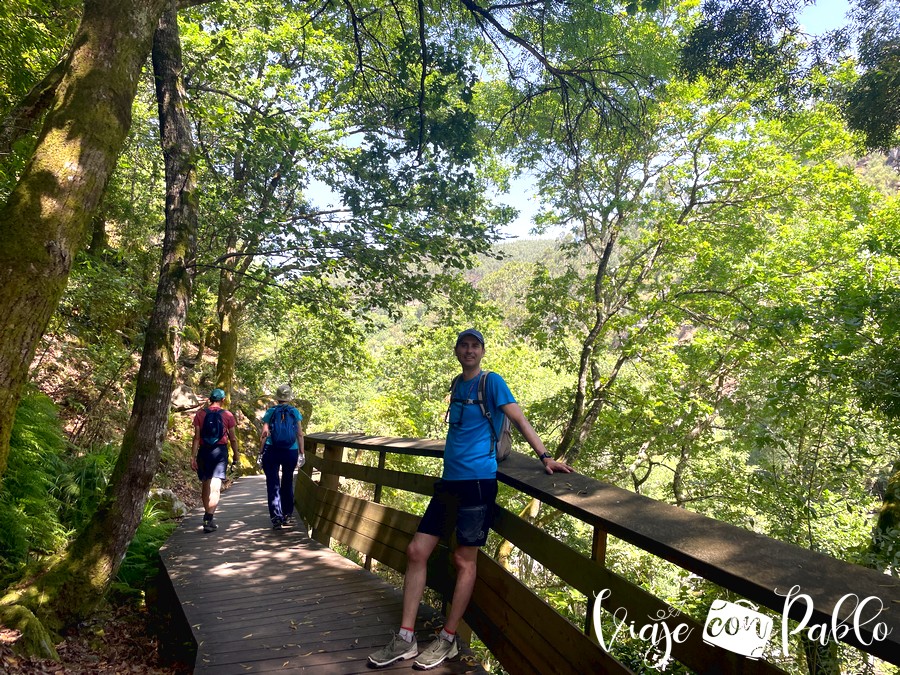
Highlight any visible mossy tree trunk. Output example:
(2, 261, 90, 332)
(214, 232, 242, 402)
(0, 0, 169, 476)
(212, 142, 286, 404)
(5, 1, 198, 636)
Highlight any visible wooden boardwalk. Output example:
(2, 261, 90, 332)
(159, 475, 485, 674)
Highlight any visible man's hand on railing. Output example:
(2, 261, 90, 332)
(542, 456, 574, 475)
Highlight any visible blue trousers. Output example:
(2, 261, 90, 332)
(262, 446, 299, 522)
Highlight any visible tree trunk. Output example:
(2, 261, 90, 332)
(5, 1, 197, 634)
(214, 234, 241, 400)
(871, 459, 900, 569)
(0, 0, 168, 476)
(0, 56, 69, 158)
(801, 637, 840, 675)
(87, 215, 109, 257)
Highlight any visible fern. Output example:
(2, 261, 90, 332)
(0, 390, 70, 577)
(116, 502, 177, 588)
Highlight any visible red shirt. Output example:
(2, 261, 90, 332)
(193, 404, 236, 445)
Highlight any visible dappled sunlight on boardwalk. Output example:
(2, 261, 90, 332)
(160, 475, 485, 674)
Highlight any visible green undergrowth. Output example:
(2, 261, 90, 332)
(0, 389, 178, 595)
(115, 503, 178, 593)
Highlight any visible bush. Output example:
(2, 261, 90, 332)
(51, 443, 118, 533)
(1, 392, 178, 595)
(116, 502, 177, 590)
(0, 391, 69, 580)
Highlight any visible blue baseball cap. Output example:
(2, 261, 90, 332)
(456, 328, 485, 346)
(209, 388, 226, 402)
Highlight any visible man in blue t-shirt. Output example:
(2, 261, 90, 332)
(368, 329, 573, 669)
(259, 384, 305, 529)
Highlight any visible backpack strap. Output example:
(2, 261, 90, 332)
(476, 371, 490, 418)
(478, 372, 501, 454)
(448, 374, 462, 398)
(272, 403, 296, 422)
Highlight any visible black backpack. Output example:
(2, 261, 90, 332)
(269, 404, 298, 450)
(200, 408, 225, 448)
(448, 371, 512, 461)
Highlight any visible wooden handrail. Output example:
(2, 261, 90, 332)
(300, 432, 900, 673)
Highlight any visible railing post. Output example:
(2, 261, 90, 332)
(296, 437, 318, 526)
(320, 443, 344, 492)
(364, 449, 387, 571)
(301, 437, 316, 478)
(311, 443, 345, 546)
(584, 525, 608, 638)
(373, 449, 386, 503)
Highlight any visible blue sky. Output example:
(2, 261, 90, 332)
(798, 0, 851, 35)
(501, 0, 854, 240)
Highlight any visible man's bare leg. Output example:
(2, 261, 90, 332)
(206, 477, 222, 513)
(443, 545, 478, 634)
(401, 532, 440, 628)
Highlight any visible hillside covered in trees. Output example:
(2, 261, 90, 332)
(2, 0, 900, 672)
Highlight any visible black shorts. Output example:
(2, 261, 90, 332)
(417, 479, 498, 547)
(197, 444, 228, 481)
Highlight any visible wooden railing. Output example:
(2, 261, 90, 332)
(296, 433, 900, 674)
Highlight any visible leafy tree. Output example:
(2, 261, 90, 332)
(175, 0, 510, 400)
(0, 0, 669, 479)
(843, 0, 900, 150)
(0, 0, 80, 173)
(679, 0, 900, 152)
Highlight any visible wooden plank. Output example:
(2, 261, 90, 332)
(306, 432, 445, 458)
(320, 443, 344, 492)
(302, 482, 423, 571)
(160, 475, 487, 674)
(315, 484, 423, 535)
(188, 578, 393, 631)
(308, 486, 465, 594)
(493, 451, 900, 663)
(311, 454, 438, 496)
(492, 505, 786, 674)
(469, 551, 634, 675)
(294, 467, 319, 528)
(313, 511, 410, 573)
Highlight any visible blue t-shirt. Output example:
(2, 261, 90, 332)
(443, 371, 515, 480)
(263, 404, 303, 450)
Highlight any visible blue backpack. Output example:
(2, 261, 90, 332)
(269, 405, 298, 450)
(200, 408, 225, 448)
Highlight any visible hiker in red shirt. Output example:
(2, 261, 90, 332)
(191, 388, 239, 533)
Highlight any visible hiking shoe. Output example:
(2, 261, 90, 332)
(368, 633, 418, 667)
(413, 636, 458, 669)
(272, 518, 283, 530)
(203, 518, 217, 533)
